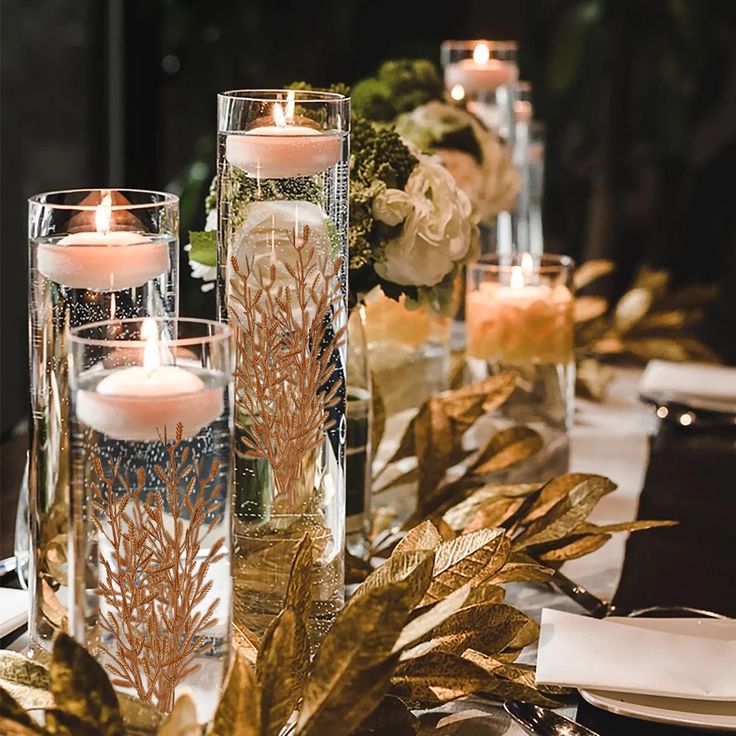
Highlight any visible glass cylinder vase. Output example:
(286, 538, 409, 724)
(466, 254, 575, 479)
(67, 317, 231, 721)
(441, 40, 519, 144)
(346, 304, 372, 559)
(364, 287, 451, 417)
(27, 189, 179, 658)
(217, 89, 350, 644)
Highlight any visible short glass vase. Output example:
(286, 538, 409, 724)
(67, 317, 231, 722)
(465, 254, 575, 479)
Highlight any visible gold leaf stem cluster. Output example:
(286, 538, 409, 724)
(91, 425, 225, 713)
(229, 225, 346, 505)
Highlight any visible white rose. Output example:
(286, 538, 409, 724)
(372, 187, 412, 226)
(227, 200, 334, 318)
(375, 156, 476, 287)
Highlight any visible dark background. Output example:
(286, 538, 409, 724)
(2, 0, 736, 446)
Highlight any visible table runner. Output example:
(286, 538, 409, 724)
(577, 421, 736, 735)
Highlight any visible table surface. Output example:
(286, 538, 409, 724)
(2, 368, 734, 735)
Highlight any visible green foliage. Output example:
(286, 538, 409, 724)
(188, 230, 217, 266)
(352, 59, 443, 122)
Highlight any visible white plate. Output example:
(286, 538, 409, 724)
(0, 588, 28, 638)
(580, 618, 736, 731)
(580, 689, 736, 732)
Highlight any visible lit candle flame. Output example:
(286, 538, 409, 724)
(510, 265, 525, 289)
(273, 90, 296, 129)
(142, 318, 160, 374)
(510, 253, 535, 289)
(450, 84, 466, 101)
(285, 90, 295, 121)
(473, 42, 490, 65)
(95, 191, 113, 234)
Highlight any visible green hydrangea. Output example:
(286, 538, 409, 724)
(352, 59, 443, 122)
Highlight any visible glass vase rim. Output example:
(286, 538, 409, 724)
(69, 317, 231, 350)
(29, 188, 179, 211)
(218, 88, 350, 103)
(472, 253, 575, 273)
(441, 39, 518, 51)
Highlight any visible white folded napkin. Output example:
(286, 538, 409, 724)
(0, 588, 28, 638)
(536, 609, 736, 701)
(639, 360, 736, 412)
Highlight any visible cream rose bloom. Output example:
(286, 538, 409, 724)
(373, 155, 477, 287)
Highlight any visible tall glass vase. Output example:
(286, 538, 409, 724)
(27, 189, 179, 658)
(217, 90, 350, 644)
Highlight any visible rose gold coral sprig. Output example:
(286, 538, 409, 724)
(91, 423, 225, 713)
(229, 224, 346, 504)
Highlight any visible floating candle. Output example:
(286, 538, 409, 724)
(225, 91, 342, 178)
(77, 319, 223, 441)
(444, 43, 517, 95)
(36, 193, 169, 290)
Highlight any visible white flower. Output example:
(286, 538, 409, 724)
(396, 101, 520, 222)
(204, 208, 217, 232)
(184, 242, 217, 292)
(227, 200, 334, 319)
(373, 155, 477, 288)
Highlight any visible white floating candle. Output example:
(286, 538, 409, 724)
(444, 43, 517, 94)
(77, 320, 223, 441)
(36, 193, 169, 291)
(225, 91, 342, 178)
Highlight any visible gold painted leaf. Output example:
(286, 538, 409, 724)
(353, 550, 434, 604)
(460, 651, 564, 705)
(119, 694, 162, 735)
(353, 695, 419, 736)
(393, 585, 471, 654)
(40, 578, 67, 630)
(442, 484, 540, 532)
(574, 260, 615, 289)
(283, 533, 313, 624)
(421, 528, 510, 606)
(390, 651, 495, 704)
(539, 534, 611, 561)
(211, 648, 260, 736)
(232, 623, 260, 665)
(582, 520, 677, 534)
(373, 465, 418, 495)
(489, 561, 554, 585)
(470, 427, 543, 477)
(0, 652, 53, 711)
(449, 350, 467, 391)
(574, 296, 608, 324)
(346, 550, 375, 585)
(257, 608, 309, 736)
(393, 521, 442, 555)
(0, 688, 43, 733)
(463, 581, 506, 608)
(156, 694, 201, 736)
(371, 372, 386, 460)
(296, 572, 427, 736)
(523, 473, 609, 523)
(0, 717, 43, 736)
(513, 476, 617, 550)
(49, 633, 124, 736)
(614, 287, 653, 333)
(575, 358, 614, 402)
(419, 603, 533, 657)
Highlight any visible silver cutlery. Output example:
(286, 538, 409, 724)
(549, 566, 728, 619)
(505, 701, 601, 736)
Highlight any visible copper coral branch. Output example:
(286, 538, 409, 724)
(230, 224, 346, 506)
(91, 424, 225, 713)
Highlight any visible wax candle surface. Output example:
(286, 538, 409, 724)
(466, 271, 573, 364)
(77, 321, 223, 441)
(225, 93, 342, 178)
(36, 193, 169, 290)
